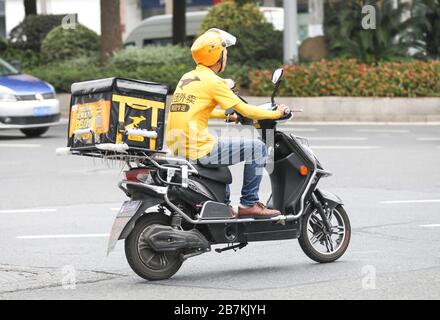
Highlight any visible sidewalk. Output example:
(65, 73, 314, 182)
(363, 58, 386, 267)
(58, 93, 440, 122)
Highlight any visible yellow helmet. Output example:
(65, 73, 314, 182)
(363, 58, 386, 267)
(191, 28, 237, 66)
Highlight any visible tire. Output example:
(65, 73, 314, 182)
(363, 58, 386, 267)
(125, 213, 184, 281)
(298, 204, 351, 263)
(20, 127, 49, 138)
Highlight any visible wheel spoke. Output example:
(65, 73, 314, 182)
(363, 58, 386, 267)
(144, 253, 156, 266)
(327, 235, 335, 252)
(327, 209, 333, 222)
(138, 242, 149, 250)
(310, 231, 323, 245)
(159, 254, 168, 267)
(324, 236, 333, 253)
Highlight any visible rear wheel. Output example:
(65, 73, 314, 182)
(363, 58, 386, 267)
(125, 213, 184, 281)
(20, 127, 49, 137)
(299, 204, 351, 263)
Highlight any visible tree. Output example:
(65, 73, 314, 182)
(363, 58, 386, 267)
(324, 0, 425, 63)
(419, 0, 440, 59)
(199, 1, 282, 65)
(172, 0, 186, 45)
(100, 0, 122, 62)
(24, 0, 37, 16)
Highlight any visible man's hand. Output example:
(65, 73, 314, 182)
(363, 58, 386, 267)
(276, 104, 290, 117)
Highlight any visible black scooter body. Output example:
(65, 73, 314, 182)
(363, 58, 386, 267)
(107, 69, 347, 274)
(157, 129, 318, 245)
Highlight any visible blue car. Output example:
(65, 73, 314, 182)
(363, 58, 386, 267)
(0, 57, 60, 137)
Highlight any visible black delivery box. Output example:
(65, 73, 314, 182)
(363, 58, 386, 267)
(68, 77, 168, 153)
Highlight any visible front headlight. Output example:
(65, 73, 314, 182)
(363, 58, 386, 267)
(0, 93, 17, 102)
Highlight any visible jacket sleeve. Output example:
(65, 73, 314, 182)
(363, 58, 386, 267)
(211, 78, 280, 120)
(209, 108, 226, 119)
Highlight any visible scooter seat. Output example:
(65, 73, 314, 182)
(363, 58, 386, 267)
(193, 164, 232, 184)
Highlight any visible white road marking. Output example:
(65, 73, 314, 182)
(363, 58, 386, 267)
(0, 208, 57, 214)
(312, 146, 379, 150)
(0, 143, 41, 148)
(308, 137, 368, 141)
(419, 224, 440, 228)
(110, 208, 119, 211)
(356, 129, 409, 133)
(17, 233, 109, 240)
(380, 199, 440, 204)
(416, 137, 440, 141)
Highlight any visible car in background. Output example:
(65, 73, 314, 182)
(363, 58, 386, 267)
(0, 58, 60, 137)
(124, 11, 206, 47)
(124, 8, 310, 48)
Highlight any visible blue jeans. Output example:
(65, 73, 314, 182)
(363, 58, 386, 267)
(198, 137, 268, 207)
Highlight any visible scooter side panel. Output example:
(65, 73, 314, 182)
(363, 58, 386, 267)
(270, 132, 315, 213)
(242, 219, 301, 242)
(270, 152, 311, 212)
(205, 219, 301, 244)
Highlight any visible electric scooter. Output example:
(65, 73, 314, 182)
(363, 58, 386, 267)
(107, 68, 351, 281)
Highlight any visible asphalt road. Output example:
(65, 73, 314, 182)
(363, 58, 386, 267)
(1, 122, 440, 300)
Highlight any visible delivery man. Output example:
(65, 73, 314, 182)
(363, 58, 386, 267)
(165, 28, 289, 218)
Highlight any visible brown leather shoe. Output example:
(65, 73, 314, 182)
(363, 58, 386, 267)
(238, 202, 281, 219)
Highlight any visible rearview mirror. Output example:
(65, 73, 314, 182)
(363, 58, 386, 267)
(272, 68, 283, 84)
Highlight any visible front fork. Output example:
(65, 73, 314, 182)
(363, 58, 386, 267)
(311, 193, 332, 231)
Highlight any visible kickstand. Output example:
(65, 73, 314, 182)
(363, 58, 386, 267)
(215, 242, 248, 253)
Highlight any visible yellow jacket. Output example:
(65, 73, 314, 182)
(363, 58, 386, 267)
(165, 64, 280, 160)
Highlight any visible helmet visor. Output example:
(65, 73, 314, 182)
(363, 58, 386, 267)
(208, 28, 237, 48)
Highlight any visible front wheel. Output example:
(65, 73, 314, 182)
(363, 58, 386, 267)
(298, 204, 351, 263)
(125, 213, 184, 281)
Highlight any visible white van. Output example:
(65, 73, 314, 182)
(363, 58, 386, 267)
(124, 8, 309, 48)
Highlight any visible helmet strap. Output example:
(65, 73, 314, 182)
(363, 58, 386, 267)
(208, 50, 225, 74)
(217, 50, 225, 73)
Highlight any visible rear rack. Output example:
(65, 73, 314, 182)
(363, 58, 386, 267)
(56, 142, 199, 189)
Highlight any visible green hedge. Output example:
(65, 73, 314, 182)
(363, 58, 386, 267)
(25, 46, 196, 92)
(9, 14, 65, 51)
(0, 39, 42, 69)
(41, 24, 100, 61)
(24, 45, 276, 93)
(25, 47, 440, 97)
(249, 59, 440, 97)
(25, 56, 105, 92)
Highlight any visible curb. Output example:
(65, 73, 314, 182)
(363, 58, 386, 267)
(57, 93, 440, 122)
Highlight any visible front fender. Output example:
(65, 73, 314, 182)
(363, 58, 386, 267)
(107, 197, 164, 255)
(314, 189, 343, 211)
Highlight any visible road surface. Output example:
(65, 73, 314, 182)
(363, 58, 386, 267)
(0, 122, 439, 299)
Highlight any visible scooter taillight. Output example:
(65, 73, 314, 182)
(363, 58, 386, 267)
(124, 169, 150, 182)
